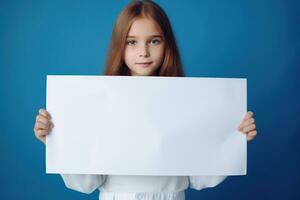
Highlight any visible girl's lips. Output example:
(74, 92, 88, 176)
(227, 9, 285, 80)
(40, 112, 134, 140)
(136, 62, 152, 64)
(135, 62, 153, 67)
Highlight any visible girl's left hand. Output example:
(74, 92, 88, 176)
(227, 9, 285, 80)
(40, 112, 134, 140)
(237, 111, 257, 141)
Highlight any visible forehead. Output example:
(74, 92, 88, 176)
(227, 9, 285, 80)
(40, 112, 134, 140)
(127, 17, 162, 37)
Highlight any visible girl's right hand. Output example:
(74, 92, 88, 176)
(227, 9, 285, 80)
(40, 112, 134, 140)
(33, 108, 53, 144)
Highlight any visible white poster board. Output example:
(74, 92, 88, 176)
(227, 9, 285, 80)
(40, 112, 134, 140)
(46, 75, 247, 176)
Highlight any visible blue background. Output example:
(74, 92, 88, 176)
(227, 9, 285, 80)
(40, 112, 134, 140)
(1, 0, 299, 199)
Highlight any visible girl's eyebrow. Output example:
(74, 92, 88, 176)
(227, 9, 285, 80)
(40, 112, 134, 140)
(126, 35, 163, 38)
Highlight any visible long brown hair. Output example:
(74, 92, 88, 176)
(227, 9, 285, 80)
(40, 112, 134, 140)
(104, 0, 185, 77)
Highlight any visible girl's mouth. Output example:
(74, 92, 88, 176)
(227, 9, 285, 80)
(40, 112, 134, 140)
(136, 62, 153, 67)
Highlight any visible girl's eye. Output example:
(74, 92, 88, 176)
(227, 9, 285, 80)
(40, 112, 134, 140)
(126, 40, 137, 46)
(150, 39, 160, 45)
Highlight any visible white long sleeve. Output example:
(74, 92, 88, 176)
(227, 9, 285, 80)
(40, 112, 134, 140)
(188, 176, 227, 190)
(61, 174, 107, 194)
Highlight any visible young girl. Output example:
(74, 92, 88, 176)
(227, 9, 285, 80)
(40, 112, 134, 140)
(34, 1, 257, 199)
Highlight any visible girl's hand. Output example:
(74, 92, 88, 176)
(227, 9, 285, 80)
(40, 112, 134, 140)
(237, 111, 257, 141)
(33, 108, 53, 144)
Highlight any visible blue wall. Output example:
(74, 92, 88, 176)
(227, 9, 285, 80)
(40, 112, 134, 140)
(0, 0, 299, 199)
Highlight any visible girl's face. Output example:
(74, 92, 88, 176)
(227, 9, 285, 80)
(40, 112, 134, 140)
(124, 18, 165, 76)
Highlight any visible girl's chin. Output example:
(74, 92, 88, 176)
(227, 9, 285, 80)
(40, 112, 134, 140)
(130, 69, 155, 76)
(131, 72, 152, 76)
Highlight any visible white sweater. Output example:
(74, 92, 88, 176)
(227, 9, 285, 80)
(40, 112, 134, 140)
(61, 174, 227, 200)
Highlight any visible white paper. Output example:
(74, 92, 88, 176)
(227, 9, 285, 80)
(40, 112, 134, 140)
(46, 75, 247, 176)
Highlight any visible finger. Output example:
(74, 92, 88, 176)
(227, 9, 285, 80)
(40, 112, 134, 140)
(36, 135, 46, 144)
(35, 129, 48, 137)
(240, 118, 255, 129)
(39, 108, 50, 119)
(246, 135, 255, 141)
(238, 112, 254, 130)
(248, 130, 257, 137)
(243, 111, 254, 121)
(243, 124, 256, 133)
(36, 121, 49, 130)
(37, 115, 51, 126)
(246, 131, 257, 141)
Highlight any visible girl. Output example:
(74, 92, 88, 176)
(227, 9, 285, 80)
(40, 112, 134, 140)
(34, 1, 257, 200)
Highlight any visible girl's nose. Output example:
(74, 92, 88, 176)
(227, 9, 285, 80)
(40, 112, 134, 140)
(139, 44, 150, 57)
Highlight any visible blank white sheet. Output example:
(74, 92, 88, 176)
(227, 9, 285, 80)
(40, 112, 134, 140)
(46, 75, 247, 176)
